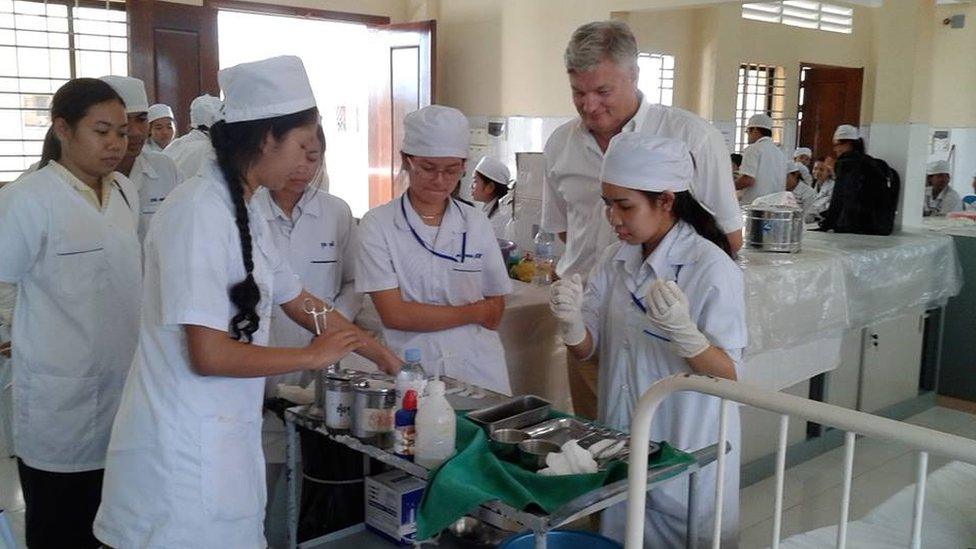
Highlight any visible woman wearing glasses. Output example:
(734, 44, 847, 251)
(356, 105, 513, 395)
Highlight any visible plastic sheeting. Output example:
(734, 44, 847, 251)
(804, 230, 962, 330)
(739, 230, 962, 357)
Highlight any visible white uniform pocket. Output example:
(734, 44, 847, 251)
(56, 242, 105, 297)
(25, 372, 97, 457)
(200, 417, 263, 521)
(447, 259, 484, 303)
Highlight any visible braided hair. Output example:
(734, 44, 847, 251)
(209, 107, 319, 342)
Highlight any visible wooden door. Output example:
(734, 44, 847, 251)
(367, 21, 436, 208)
(797, 64, 863, 161)
(128, 0, 219, 135)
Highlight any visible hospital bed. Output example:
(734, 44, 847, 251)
(624, 375, 976, 549)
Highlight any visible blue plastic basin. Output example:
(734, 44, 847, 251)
(499, 530, 622, 548)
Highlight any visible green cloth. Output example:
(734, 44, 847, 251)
(415, 413, 695, 540)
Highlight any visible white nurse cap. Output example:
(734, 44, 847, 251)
(474, 156, 511, 186)
(401, 105, 470, 159)
(189, 94, 223, 128)
(600, 133, 693, 193)
(148, 104, 174, 123)
(793, 147, 812, 158)
(787, 161, 802, 174)
(833, 124, 860, 141)
(926, 160, 950, 176)
(219, 55, 317, 124)
(99, 75, 149, 114)
(747, 113, 773, 130)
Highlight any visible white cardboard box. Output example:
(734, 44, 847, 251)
(365, 470, 426, 546)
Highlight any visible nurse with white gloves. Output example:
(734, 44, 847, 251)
(100, 76, 182, 242)
(0, 77, 141, 549)
(470, 156, 514, 239)
(357, 105, 514, 395)
(93, 56, 401, 549)
(549, 133, 746, 548)
(165, 94, 223, 180)
(145, 103, 176, 151)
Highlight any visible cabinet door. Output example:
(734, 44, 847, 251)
(824, 327, 865, 411)
(858, 308, 924, 413)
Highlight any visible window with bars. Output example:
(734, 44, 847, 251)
(637, 52, 674, 107)
(0, 0, 127, 183)
(734, 63, 786, 152)
(742, 1, 854, 34)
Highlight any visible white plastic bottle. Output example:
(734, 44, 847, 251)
(414, 379, 456, 469)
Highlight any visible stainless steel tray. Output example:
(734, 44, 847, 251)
(467, 395, 551, 433)
(522, 417, 659, 465)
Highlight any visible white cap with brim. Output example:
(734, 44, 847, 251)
(148, 104, 174, 123)
(787, 161, 802, 174)
(219, 55, 317, 124)
(99, 75, 149, 114)
(747, 113, 773, 131)
(793, 147, 812, 158)
(190, 95, 223, 128)
(600, 133, 693, 193)
(927, 160, 950, 176)
(474, 156, 511, 187)
(833, 124, 860, 141)
(401, 105, 469, 159)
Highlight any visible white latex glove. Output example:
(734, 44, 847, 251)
(645, 280, 710, 358)
(549, 274, 586, 346)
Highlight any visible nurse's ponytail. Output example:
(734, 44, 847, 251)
(210, 107, 320, 342)
(644, 191, 733, 259)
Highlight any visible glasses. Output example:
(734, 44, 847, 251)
(409, 159, 465, 180)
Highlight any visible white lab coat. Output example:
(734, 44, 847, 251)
(164, 128, 214, 181)
(581, 222, 746, 548)
(810, 178, 835, 221)
(94, 162, 302, 549)
(129, 150, 181, 242)
(253, 185, 360, 463)
(483, 194, 514, 240)
(143, 139, 165, 153)
(739, 137, 788, 206)
(542, 96, 743, 279)
(0, 165, 141, 472)
(356, 195, 513, 395)
(791, 181, 818, 219)
(924, 186, 964, 216)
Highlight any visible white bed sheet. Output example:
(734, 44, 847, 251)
(779, 461, 976, 549)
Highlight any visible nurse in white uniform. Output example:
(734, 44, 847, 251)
(470, 156, 514, 239)
(165, 94, 222, 180)
(145, 103, 176, 152)
(357, 106, 514, 395)
(100, 76, 181, 242)
(0, 77, 141, 549)
(549, 134, 746, 548)
(93, 56, 400, 549)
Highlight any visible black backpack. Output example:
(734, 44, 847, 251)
(818, 152, 900, 235)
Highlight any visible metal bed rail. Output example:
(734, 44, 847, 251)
(625, 374, 976, 549)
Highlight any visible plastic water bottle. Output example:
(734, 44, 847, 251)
(532, 230, 555, 286)
(395, 348, 427, 409)
(414, 380, 456, 469)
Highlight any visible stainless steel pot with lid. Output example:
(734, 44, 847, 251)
(744, 205, 804, 253)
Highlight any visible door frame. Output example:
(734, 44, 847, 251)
(206, 0, 390, 25)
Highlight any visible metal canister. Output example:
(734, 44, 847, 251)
(351, 377, 397, 448)
(744, 205, 804, 253)
(322, 368, 358, 431)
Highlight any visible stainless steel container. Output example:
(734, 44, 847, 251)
(745, 205, 804, 253)
(322, 368, 358, 431)
(351, 377, 397, 448)
(467, 395, 551, 433)
(518, 439, 560, 471)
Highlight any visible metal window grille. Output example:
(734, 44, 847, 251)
(0, 0, 127, 183)
(743, 1, 854, 34)
(735, 63, 786, 151)
(637, 52, 675, 107)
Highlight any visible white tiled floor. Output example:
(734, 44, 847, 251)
(0, 406, 972, 548)
(739, 406, 976, 548)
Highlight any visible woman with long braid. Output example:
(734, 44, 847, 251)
(93, 56, 400, 548)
